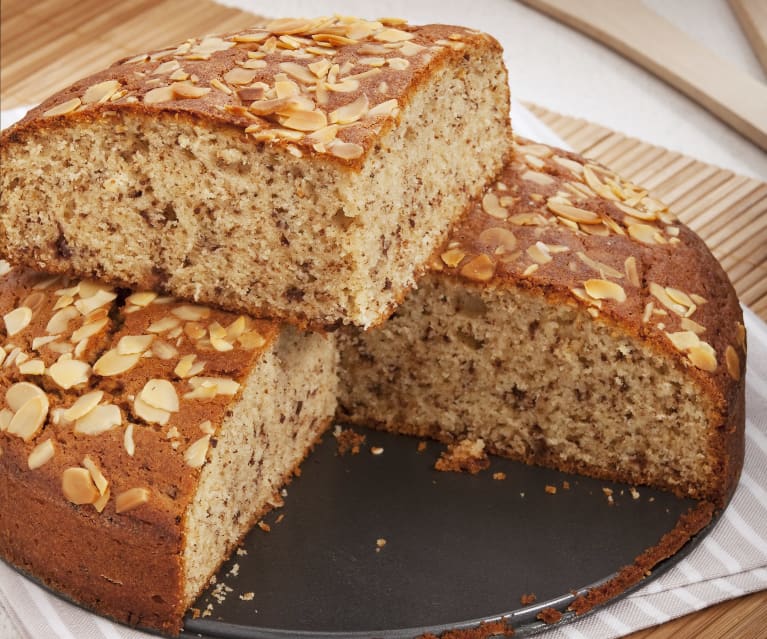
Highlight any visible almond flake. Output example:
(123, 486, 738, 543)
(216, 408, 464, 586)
(576, 252, 623, 279)
(19, 359, 45, 375)
(725, 345, 740, 380)
(527, 242, 552, 265)
(28, 439, 55, 470)
(43, 98, 82, 117)
(367, 99, 399, 118)
(62, 467, 99, 505)
(171, 305, 211, 321)
(330, 95, 369, 124)
(328, 140, 364, 160)
(688, 342, 717, 372)
(460, 254, 495, 282)
(82, 80, 120, 104)
(93, 349, 141, 376)
(478, 227, 517, 253)
(6, 382, 45, 411)
(547, 198, 600, 224)
(74, 404, 122, 436)
(584, 279, 627, 303)
(117, 334, 154, 355)
(8, 395, 49, 442)
(133, 395, 171, 425)
(147, 317, 181, 333)
(4, 306, 33, 337)
(139, 379, 179, 412)
(125, 291, 157, 307)
(144, 86, 175, 104)
(115, 487, 150, 513)
(82, 455, 109, 495)
(482, 192, 508, 219)
(48, 359, 90, 389)
(374, 28, 414, 42)
(64, 390, 104, 422)
(184, 435, 211, 468)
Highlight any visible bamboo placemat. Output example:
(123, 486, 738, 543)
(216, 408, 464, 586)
(1, 3, 766, 637)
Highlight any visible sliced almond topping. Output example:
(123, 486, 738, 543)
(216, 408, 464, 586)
(115, 487, 150, 513)
(133, 395, 171, 425)
(521, 170, 555, 186)
(387, 57, 409, 70)
(666, 331, 701, 352)
(527, 242, 553, 265)
(117, 334, 154, 355)
(71, 317, 108, 343)
(614, 200, 657, 222)
(584, 279, 627, 303)
(624, 256, 640, 286)
(139, 379, 179, 412)
(478, 227, 517, 253)
(375, 27, 414, 42)
(278, 61, 317, 84)
(82, 455, 109, 495)
(440, 248, 466, 268)
(18, 359, 45, 375)
(172, 82, 211, 99)
(576, 252, 623, 279)
(125, 291, 157, 307)
(74, 289, 116, 315)
(627, 223, 661, 245)
(144, 86, 175, 104)
(74, 404, 122, 436)
(330, 95, 369, 124)
(724, 345, 740, 380)
(43, 98, 82, 117)
(481, 192, 508, 220)
(199, 420, 215, 435)
(281, 109, 328, 132)
(64, 390, 104, 422)
(666, 287, 694, 309)
(325, 78, 360, 93)
(367, 98, 399, 119)
(147, 317, 181, 333)
(152, 340, 179, 360)
(328, 140, 364, 160)
(222, 67, 258, 85)
(152, 60, 181, 75)
(62, 467, 99, 505)
(7, 391, 48, 442)
(82, 80, 121, 104)
(6, 382, 45, 411)
(185, 435, 211, 468)
(0, 408, 12, 431)
(28, 439, 55, 470)
(171, 305, 211, 321)
(186, 376, 240, 398)
(48, 359, 90, 389)
(93, 487, 111, 513)
(649, 283, 687, 316)
(4, 306, 33, 337)
(238, 331, 266, 349)
(547, 198, 601, 224)
(92, 349, 141, 377)
(736, 322, 746, 350)
(46, 306, 80, 334)
(124, 423, 136, 457)
(688, 342, 717, 372)
(680, 318, 706, 335)
(460, 254, 495, 282)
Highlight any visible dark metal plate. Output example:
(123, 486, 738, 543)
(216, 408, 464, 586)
(184, 426, 711, 638)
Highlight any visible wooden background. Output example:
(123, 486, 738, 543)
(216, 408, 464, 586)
(1, 1, 765, 638)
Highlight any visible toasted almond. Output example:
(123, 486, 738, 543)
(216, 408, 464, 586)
(688, 342, 717, 372)
(117, 334, 154, 355)
(151, 340, 179, 360)
(74, 404, 122, 436)
(147, 317, 181, 333)
(680, 317, 706, 335)
(440, 248, 466, 268)
(28, 439, 55, 470)
(115, 487, 150, 513)
(649, 283, 687, 316)
(4, 306, 33, 337)
(584, 279, 627, 303)
(725, 345, 740, 380)
(74, 289, 116, 315)
(133, 395, 171, 425)
(527, 242, 552, 265)
(547, 199, 601, 224)
(187, 376, 240, 396)
(71, 317, 108, 343)
(328, 140, 364, 160)
(7, 395, 48, 442)
(82, 80, 121, 104)
(281, 109, 328, 131)
(238, 331, 266, 349)
(172, 82, 211, 99)
(627, 223, 661, 245)
(478, 227, 517, 253)
(123, 422, 136, 457)
(460, 254, 495, 282)
(576, 252, 624, 279)
(82, 455, 109, 495)
(6, 382, 45, 411)
(139, 379, 179, 413)
(184, 434, 211, 468)
(46, 306, 80, 334)
(93, 487, 111, 513)
(367, 98, 399, 119)
(374, 28, 414, 42)
(330, 95, 369, 124)
(62, 467, 99, 505)
(144, 86, 175, 104)
(64, 390, 104, 422)
(665, 331, 701, 352)
(481, 192, 508, 220)
(48, 359, 90, 389)
(43, 98, 82, 117)
(93, 349, 141, 376)
(18, 359, 45, 375)
(125, 291, 157, 307)
(624, 256, 640, 286)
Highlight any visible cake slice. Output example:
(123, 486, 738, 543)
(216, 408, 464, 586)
(0, 16, 512, 328)
(338, 139, 746, 508)
(0, 261, 337, 634)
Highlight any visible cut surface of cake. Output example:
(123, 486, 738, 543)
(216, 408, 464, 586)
(0, 262, 337, 634)
(0, 16, 512, 328)
(338, 139, 746, 508)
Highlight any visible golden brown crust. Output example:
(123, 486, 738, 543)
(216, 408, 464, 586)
(0, 264, 277, 633)
(1, 18, 502, 169)
(429, 138, 746, 506)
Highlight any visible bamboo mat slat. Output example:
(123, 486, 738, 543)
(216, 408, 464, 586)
(1, 5, 766, 639)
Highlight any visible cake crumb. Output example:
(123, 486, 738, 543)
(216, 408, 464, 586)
(236, 548, 248, 556)
(226, 563, 239, 577)
(562, 480, 570, 490)
(371, 446, 384, 455)
(239, 592, 255, 601)
(537, 607, 563, 624)
(275, 513, 285, 524)
(434, 438, 489, 474)
(520, 592, 537, 605)
(257, 520, 271, 532)
(334, 426, 366, 455)
(417, 441, 428, 452)
(492, 472, 506, 481)
(202, 603, 214, 618)
(630, 487, 640, 500)
(376, 537, 387, 552)
(545, 484, 557, 495)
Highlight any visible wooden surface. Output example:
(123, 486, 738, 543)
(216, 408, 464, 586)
(518, 0, 767, 151)
(0, 1, 765, 637)
(731, 0, 767, 74)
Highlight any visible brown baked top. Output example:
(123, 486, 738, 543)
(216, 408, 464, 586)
(431, 139, 746, 415)
(2, 16, 500, 165)
(0, 263, 277, 531)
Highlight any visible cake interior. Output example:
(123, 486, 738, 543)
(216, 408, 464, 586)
(338, 275, 720, 501)
(182, 326, 337, 605)
(1, 46, 509, 327)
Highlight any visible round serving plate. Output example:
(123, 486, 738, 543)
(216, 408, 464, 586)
(183, 426, 715, 639)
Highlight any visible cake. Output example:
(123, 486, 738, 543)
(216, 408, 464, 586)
(0, 16, 512, 328)
(0, 261, 338, 634)
(338, 138, 746, 508)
